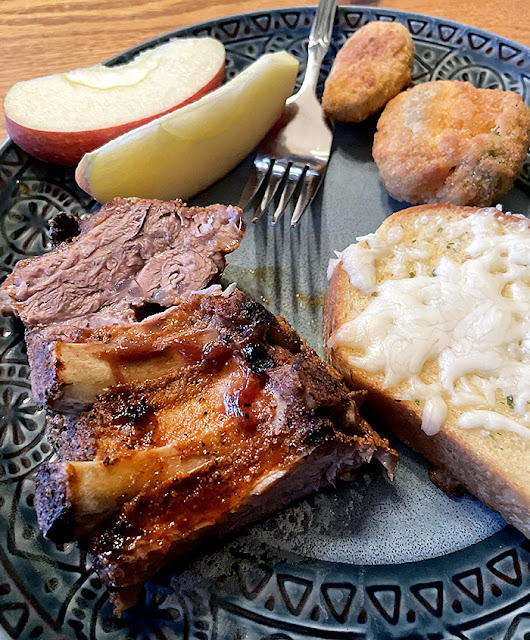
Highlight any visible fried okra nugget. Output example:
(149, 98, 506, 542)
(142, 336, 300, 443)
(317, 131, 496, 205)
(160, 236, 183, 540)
(322, 21, 414, 123)
(373, 81, 530, 206)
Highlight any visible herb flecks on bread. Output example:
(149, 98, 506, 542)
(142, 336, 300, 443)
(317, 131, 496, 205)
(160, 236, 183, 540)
(325, 204, 530, 537)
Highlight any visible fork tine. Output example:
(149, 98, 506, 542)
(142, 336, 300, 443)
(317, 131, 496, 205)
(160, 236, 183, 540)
(272, 164, 304, 226)
(238, 157, 271, 210)
(252, 162, 287, 223)
(290, 169, 323, 227)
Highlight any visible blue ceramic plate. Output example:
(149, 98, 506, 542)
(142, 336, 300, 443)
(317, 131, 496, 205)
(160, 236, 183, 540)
(0, 7, 529, 639)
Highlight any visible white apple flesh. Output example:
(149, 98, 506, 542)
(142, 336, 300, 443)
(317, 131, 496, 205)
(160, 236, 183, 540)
(4, 38, 226, 166)
(75, 51, 299, 203)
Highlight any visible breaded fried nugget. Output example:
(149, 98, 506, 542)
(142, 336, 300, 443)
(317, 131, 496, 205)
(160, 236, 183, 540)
(373, 81, 530, 206)
(322, 21, 414, 123)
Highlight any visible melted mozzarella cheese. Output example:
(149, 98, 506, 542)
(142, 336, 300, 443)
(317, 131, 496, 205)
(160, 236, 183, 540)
(422, 397, 448, 436)
(459, 411, 530, 439)
(330, 211, 530, 437)
(337, 243, 377, 294)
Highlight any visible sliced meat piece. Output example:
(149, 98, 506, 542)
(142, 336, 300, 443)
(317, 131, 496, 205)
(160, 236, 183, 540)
(34, 288, 397, 615)
(1, 197, 245, 327)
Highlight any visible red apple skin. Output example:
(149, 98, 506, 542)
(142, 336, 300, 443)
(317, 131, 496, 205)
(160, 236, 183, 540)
(5, 64, 224, 166)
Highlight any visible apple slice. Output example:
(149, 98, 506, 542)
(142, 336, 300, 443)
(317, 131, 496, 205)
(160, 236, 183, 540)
(4, 38, 226, 166)
(75, 51, 299, 203)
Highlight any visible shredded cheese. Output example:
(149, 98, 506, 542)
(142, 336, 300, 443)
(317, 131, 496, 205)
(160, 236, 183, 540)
(330, 210, 530, 438)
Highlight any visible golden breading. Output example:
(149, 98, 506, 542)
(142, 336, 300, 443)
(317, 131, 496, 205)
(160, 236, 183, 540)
(373, 80, 530, 206)
(322, 21, 414, 123)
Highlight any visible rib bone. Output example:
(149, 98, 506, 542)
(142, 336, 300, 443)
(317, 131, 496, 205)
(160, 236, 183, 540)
(36, 446, 211, 543)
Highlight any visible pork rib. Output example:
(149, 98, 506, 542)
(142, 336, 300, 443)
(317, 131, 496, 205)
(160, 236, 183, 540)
(34, 289, 397, 614)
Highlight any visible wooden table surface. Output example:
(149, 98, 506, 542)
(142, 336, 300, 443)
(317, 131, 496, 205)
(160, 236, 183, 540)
(0, 0, 529, 142)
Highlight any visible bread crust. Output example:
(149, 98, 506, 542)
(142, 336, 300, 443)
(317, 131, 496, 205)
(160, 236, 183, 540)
(324, 204, 530, 537)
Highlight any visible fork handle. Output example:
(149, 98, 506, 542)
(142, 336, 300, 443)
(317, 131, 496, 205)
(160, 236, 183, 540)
(299, 0, 338, 95)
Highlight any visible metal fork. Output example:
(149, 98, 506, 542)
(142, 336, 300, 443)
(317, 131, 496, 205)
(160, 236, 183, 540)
(238, 0, 337, 226)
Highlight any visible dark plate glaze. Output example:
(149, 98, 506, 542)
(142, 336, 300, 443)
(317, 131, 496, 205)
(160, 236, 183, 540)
(0, 7, 529, 639)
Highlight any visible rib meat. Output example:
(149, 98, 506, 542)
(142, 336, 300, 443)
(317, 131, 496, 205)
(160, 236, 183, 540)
(34, 289, 397, 614)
